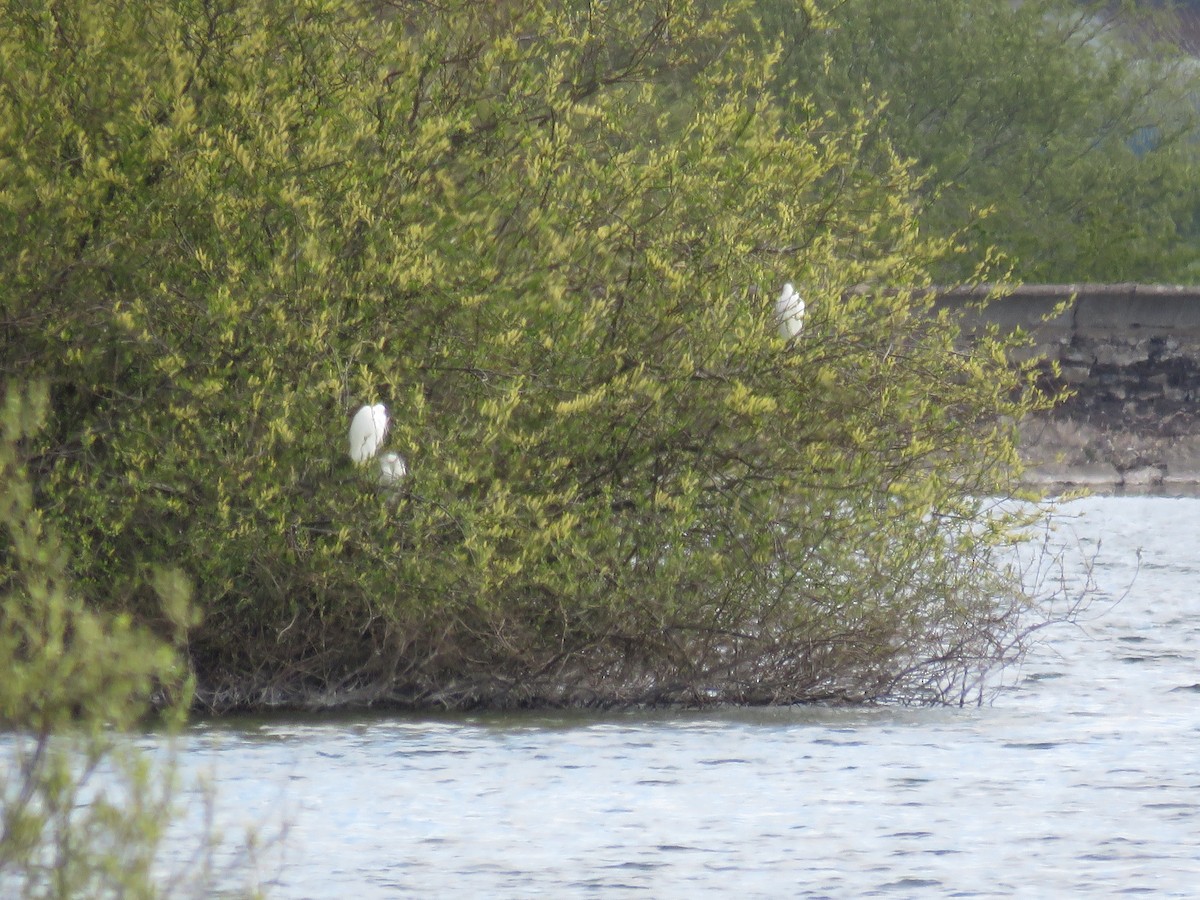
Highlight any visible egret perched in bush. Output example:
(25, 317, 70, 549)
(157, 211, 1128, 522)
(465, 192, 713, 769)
(348, 403, 389, 463)
(378, 451, 408, 486)
(775, 282, 805, 339)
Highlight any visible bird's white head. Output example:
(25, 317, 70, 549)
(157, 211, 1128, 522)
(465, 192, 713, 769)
(378, 451, 408, 486)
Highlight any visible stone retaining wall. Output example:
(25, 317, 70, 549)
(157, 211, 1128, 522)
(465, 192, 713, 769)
(933, 284, 1200, 488)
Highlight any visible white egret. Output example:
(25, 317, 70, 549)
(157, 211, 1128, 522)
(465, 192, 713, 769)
(378, 451, 408, 486)
(348, 403, 389, 463)
(775, 282, 805, 339)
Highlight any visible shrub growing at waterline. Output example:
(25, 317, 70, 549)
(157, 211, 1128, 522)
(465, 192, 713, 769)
(0, 0, 1059, 709)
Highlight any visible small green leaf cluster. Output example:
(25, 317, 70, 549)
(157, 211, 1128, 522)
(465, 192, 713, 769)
(1, 0, 1055, 708)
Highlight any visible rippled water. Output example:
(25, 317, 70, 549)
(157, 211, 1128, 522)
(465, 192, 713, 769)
(163, 494, 1200, 897)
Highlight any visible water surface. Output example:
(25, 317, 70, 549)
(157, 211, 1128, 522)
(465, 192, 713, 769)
(170, 495, 1200, 895)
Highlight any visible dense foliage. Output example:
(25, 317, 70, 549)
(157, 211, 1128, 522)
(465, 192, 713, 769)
(0, 0, 1059, 710)
(767, 0, 1200, 282)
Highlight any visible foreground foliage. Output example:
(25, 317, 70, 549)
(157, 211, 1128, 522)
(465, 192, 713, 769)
(1, 0, 1061, 710)
(0, 385, 256, 898)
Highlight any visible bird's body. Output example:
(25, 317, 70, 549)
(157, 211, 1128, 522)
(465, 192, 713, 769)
(348, 403, 389, 463)
(775, 282, 805, 339)
(378, 451, 407, 486)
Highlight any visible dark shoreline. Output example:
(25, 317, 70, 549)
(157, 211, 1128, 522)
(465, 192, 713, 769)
(1018, 413, 1200, 493)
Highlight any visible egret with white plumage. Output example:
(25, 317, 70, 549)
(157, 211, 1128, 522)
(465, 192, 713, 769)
(775, 282, 805, 339)
(348, 403, 390, 463)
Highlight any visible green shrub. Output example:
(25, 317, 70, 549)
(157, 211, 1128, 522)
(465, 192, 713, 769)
(0, 0, 1055, 708)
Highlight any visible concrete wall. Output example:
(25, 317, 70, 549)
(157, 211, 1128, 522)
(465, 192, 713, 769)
(932, 284, 1200, 488)
(933, 283, 1200, 341)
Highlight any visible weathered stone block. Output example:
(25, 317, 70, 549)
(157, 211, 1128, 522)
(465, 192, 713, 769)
(1093, 344, 1151, 367)
(1059, 364, 1092, 384)
(1121, 465, 1164, 487)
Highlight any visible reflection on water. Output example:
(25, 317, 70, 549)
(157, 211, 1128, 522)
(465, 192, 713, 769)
(169, 496, 1200, 895)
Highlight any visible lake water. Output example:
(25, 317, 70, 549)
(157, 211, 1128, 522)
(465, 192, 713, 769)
(160, 494, 1200, 897)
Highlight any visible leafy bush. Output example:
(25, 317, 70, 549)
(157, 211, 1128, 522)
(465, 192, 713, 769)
(0, 0, 1056, 709)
